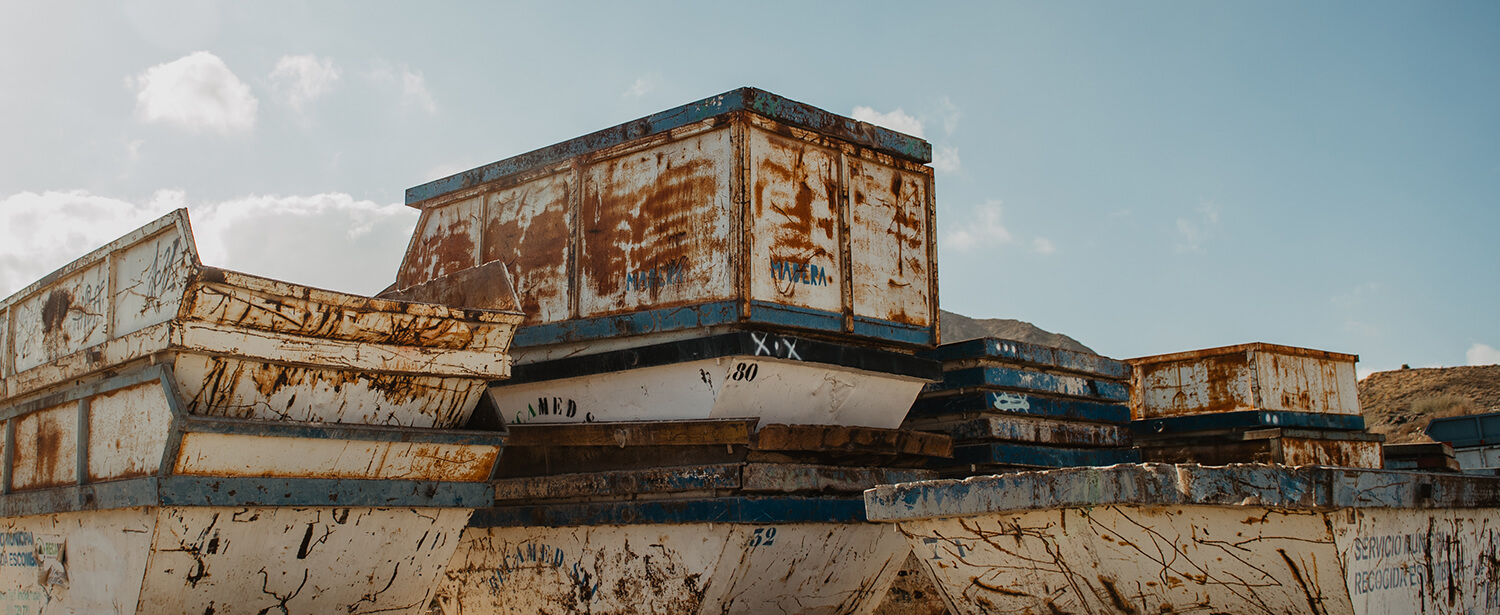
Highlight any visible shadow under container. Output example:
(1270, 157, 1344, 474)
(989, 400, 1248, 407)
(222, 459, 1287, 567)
(0, 210, 525, 613)
(387, 87, 940, 359)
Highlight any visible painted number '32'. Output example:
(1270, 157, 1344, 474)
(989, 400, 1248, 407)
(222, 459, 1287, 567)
(749, 527, 777, 548)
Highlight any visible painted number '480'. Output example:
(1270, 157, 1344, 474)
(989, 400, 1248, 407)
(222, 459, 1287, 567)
(748, 527, 777, 548)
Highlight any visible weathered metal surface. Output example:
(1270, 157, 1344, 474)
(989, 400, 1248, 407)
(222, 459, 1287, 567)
(496, 362, 930, 429)
(915, 414, 1130, 447)
(1130, 342, 1361, 420)
(1132, 408, 1367, 436)
(927, 366, 1130, 402)
(506, 418, 755, 448)
(1427, 410, 1500, 448)
(951, 442, 1141, 468)
(435, 521, 911, 615)
(1453, 444, 1500, 472)
(0, 506, 472, 614)
(498, 420, 948, 477)
(492, 463, 934, 503)
(920, 337, 1133, 381)
(1139, 432, 1385, 468)
(390, 89, 939, 351)
(0, 363, 509, 505)
(910, 390, 1131, 423)
(866, 464, 1500, 614)
(0, 209, 524, 430)
(405, 88, 931, 206)
(870, 552, 950, 615)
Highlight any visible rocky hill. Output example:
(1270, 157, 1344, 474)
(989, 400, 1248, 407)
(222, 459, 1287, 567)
(940, 310, 1095, 354)
(1358, 365, 1500, 444)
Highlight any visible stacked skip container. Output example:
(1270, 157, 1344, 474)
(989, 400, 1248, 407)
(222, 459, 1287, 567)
(385, 88, 953, 614)
(864, 342, 1500, 614)
(906, 338, 1139, 475)
(0, 210, 525, 613)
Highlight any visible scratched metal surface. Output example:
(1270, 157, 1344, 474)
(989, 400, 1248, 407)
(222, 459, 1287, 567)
(864, 464, 1500, 522)
(1130, 343, 1361, 420)
(0, 506, 470, 614)
(0, 209, 524, 429)
(435, 522, 911, 615)
(894, 503, 1498, 615)
(389, 91, 938, 351)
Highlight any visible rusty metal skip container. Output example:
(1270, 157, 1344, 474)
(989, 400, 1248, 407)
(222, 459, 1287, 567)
(388, 87, 939, 357)
(0, 210, 524, 613)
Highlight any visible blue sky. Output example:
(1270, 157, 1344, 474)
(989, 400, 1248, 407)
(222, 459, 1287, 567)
(2, 1, 1497, 375)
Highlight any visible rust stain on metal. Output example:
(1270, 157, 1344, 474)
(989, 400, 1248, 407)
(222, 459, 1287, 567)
(481, 175, 573, 323)
(582, 146, 722, 311)
(397, 202, 481, 290)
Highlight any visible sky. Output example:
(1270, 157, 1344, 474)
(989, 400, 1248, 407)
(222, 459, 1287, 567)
(2, 1, 1497, 377)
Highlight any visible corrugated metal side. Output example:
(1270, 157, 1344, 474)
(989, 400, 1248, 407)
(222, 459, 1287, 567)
(1254, 350, 1361, 415)
(747, 124, 845, 316)
(481, 171, 575, 323)
(846, 153, 933, 328)
(579, 126, 735, 318)
(88, 381, 173, 481)
(1132, 349, 1256, 419)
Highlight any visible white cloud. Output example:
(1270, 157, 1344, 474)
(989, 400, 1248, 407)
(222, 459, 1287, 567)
(1174, 200, 1222, 253)
(1332, 282, 1383, 307)
(1031, 237, 1056, 254)
(932, 145, 961, 175)
(936, 96, 961, 135)
(1468, 343, 1500, 366)
(0, 190, 419, 298)
(130, 51, 258, 135)
(624, 73, 661, 98)
(851, 106, 924, 138)
(945, 200, 1012, 252)
(269, 54, 341, 112)
(370, 61, 437, 115)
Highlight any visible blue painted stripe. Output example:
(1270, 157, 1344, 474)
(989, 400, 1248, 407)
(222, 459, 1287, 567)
(910, 392, 1129, 423)
(179, 416, 510, 446)
(512, 300, 936, 349)
(851, 316, 938, 347)
(1130, 411, 1366, 436)
(513, 301, 741, 347)
(407, 88, 931, 205)
(948, 443, 1141, 468)
(469, 496, 868, 527)
(0, 477, 494, 514)
(747, 301, 845, 334)
(157, 477, 494, 508)
(928, 367, 1131, 402)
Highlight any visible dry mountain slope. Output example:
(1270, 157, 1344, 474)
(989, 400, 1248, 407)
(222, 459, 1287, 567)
(940, 310, 1094, 354)
(1359, 365, 1500, 444)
